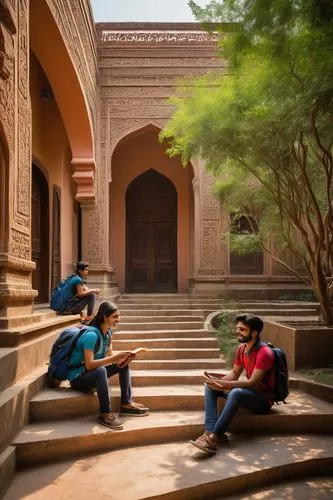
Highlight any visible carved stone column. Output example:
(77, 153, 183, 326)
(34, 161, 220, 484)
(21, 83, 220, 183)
(0, 0, 37, 318)
(190, 159, 226, 292)
(80, 142, 117, 298)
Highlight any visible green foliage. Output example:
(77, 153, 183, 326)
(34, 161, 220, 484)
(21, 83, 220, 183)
(211, 312, 239, 364)
(161, 0, 333, 324)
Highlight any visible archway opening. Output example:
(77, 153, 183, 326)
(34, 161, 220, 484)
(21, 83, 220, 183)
(126, 169, 177, 293)
(32, 164, 49, 302)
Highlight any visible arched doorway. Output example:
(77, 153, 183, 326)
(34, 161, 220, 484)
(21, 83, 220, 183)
(32, 164, 49, 302)
(126, 169, 177, 292)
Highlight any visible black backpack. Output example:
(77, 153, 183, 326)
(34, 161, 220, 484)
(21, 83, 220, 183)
(264, 342, 289, 404)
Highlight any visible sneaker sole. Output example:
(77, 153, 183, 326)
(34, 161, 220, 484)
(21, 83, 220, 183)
(97, 419, 124, 430)
(119, 412, 149, 417)
(190, 440, 216, 454)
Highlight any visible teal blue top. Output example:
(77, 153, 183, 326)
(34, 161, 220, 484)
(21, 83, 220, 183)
(67, 274, 84, 301)
(68, 326, 111, 382)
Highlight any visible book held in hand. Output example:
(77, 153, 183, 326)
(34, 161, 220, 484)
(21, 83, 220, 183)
(125, 347, 147, 357)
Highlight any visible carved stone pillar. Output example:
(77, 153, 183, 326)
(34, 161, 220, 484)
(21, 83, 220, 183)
(80, 146, 117, 298)
(190, 160, 226, 292)
(0, 0, 37, 317)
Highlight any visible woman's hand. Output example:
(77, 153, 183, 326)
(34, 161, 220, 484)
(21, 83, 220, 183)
(114, 352, 133, 367)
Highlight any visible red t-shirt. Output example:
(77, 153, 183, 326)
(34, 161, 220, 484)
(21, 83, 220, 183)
(234, 343, 275, 404)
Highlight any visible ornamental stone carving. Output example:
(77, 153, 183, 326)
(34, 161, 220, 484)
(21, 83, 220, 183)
(101, 31, 219, 45)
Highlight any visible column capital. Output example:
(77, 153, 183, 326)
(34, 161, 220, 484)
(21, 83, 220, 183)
(71, 157, 96, 203)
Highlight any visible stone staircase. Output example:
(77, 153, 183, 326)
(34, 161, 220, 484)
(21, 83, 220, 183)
(2, 294, 333, 499)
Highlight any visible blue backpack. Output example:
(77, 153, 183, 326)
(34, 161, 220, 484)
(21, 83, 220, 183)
(50, 274, 76, 312)
(47, 325, 102, 385)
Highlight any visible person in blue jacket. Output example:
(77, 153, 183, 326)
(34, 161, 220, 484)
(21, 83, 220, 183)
(68, 300, 149, 429)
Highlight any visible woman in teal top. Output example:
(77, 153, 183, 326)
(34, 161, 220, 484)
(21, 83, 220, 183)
(69, 301, 149, 429)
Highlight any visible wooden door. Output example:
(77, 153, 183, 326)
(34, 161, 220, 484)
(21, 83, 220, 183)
(32, 165, 49, 302)
(126, 170, 177, 292)
(51, 187, 61, 290)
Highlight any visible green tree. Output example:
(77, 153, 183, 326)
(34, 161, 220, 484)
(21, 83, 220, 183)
(161, 0, 333, 324)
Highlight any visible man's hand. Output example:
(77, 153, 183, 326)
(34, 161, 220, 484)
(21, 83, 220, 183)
(205, 380, 226, 391)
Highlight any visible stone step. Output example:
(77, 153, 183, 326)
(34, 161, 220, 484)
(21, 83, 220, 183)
(117, 301, 223, 308)
(118, 347, 221, 360)
(113, 330, 210, 339)
(112, 337, 217, 349)
(117, 321, 204, 331)
(0, 326, 68, 392)
(0, 310, 56, 330)
(131, 358, 226, 370)
(129, 369, 217, 386)
(6, 435, 333, 500)
(11, 399, 333, 467)
(0, 447, 15, 499)
(28, 386, 333, 425)
(118, 315, 204, 323)
(222, 477, 333, 500)
(0, 314, 80, 347)
(117, 309, 206, 317)
(29, 385, 206, 422)
(0, 367, 45, 452)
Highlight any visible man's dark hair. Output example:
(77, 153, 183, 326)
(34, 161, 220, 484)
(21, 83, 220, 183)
(235, 314, 264, 335)
(76, 261, 89, 273)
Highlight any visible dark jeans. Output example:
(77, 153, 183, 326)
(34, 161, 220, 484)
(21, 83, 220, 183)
(204, 385, 272, 436)
(64, 293, 96, 316)
(70, 364, 132, 414)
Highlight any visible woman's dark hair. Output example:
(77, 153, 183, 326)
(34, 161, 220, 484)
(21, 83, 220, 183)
(89, 301, 118, 327)
(235, 314, 264, 335)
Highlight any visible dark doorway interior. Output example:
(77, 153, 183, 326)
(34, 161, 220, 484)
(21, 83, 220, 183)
(32, 164, 49, 302)
(126, 169, 177, 293)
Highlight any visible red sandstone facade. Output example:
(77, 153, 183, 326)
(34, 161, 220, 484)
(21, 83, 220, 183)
(0, 2, 305, 318)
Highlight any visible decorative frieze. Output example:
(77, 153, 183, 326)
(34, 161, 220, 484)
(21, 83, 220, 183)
(101, 30, 219, 45)
(99, 56, 221, 68)
(100, 66, 220, 78)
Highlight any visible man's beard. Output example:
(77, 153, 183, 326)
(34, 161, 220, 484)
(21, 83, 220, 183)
(237, 332, 253, 343)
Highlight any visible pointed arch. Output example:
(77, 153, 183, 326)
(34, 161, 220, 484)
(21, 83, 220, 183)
(29, 0, 96, 201)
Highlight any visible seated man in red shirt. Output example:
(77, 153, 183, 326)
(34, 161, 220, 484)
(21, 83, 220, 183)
(191, 314, 274, 454)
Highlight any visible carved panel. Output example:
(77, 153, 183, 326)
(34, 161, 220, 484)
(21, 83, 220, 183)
(9, 228, 30, 260)
(200, 220, 220, 269)
(108, 104, 172, 120)
(101, 31, 219, 45)
(100, 76, 184, 87)
(201, 173, 221, 219)
(98, 48, 217, 58)
(99, 57, 222, 68)
(15, 0, 30, 229)
(101, 87, 173, 99)
(100, 66, 222, 78)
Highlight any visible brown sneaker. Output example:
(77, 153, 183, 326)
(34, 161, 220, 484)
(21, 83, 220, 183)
(190, 433, 217, 454)
(97, 412, 124, 430)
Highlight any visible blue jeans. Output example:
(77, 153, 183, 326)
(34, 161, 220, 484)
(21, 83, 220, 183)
(70, 364, 132, 413)
(204, 385, 272, 436)
(64, 293, 96, 316)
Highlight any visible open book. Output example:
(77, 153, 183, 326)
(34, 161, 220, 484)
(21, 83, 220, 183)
(118, 347, 147, 368)
(125, 347, 147, 357)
